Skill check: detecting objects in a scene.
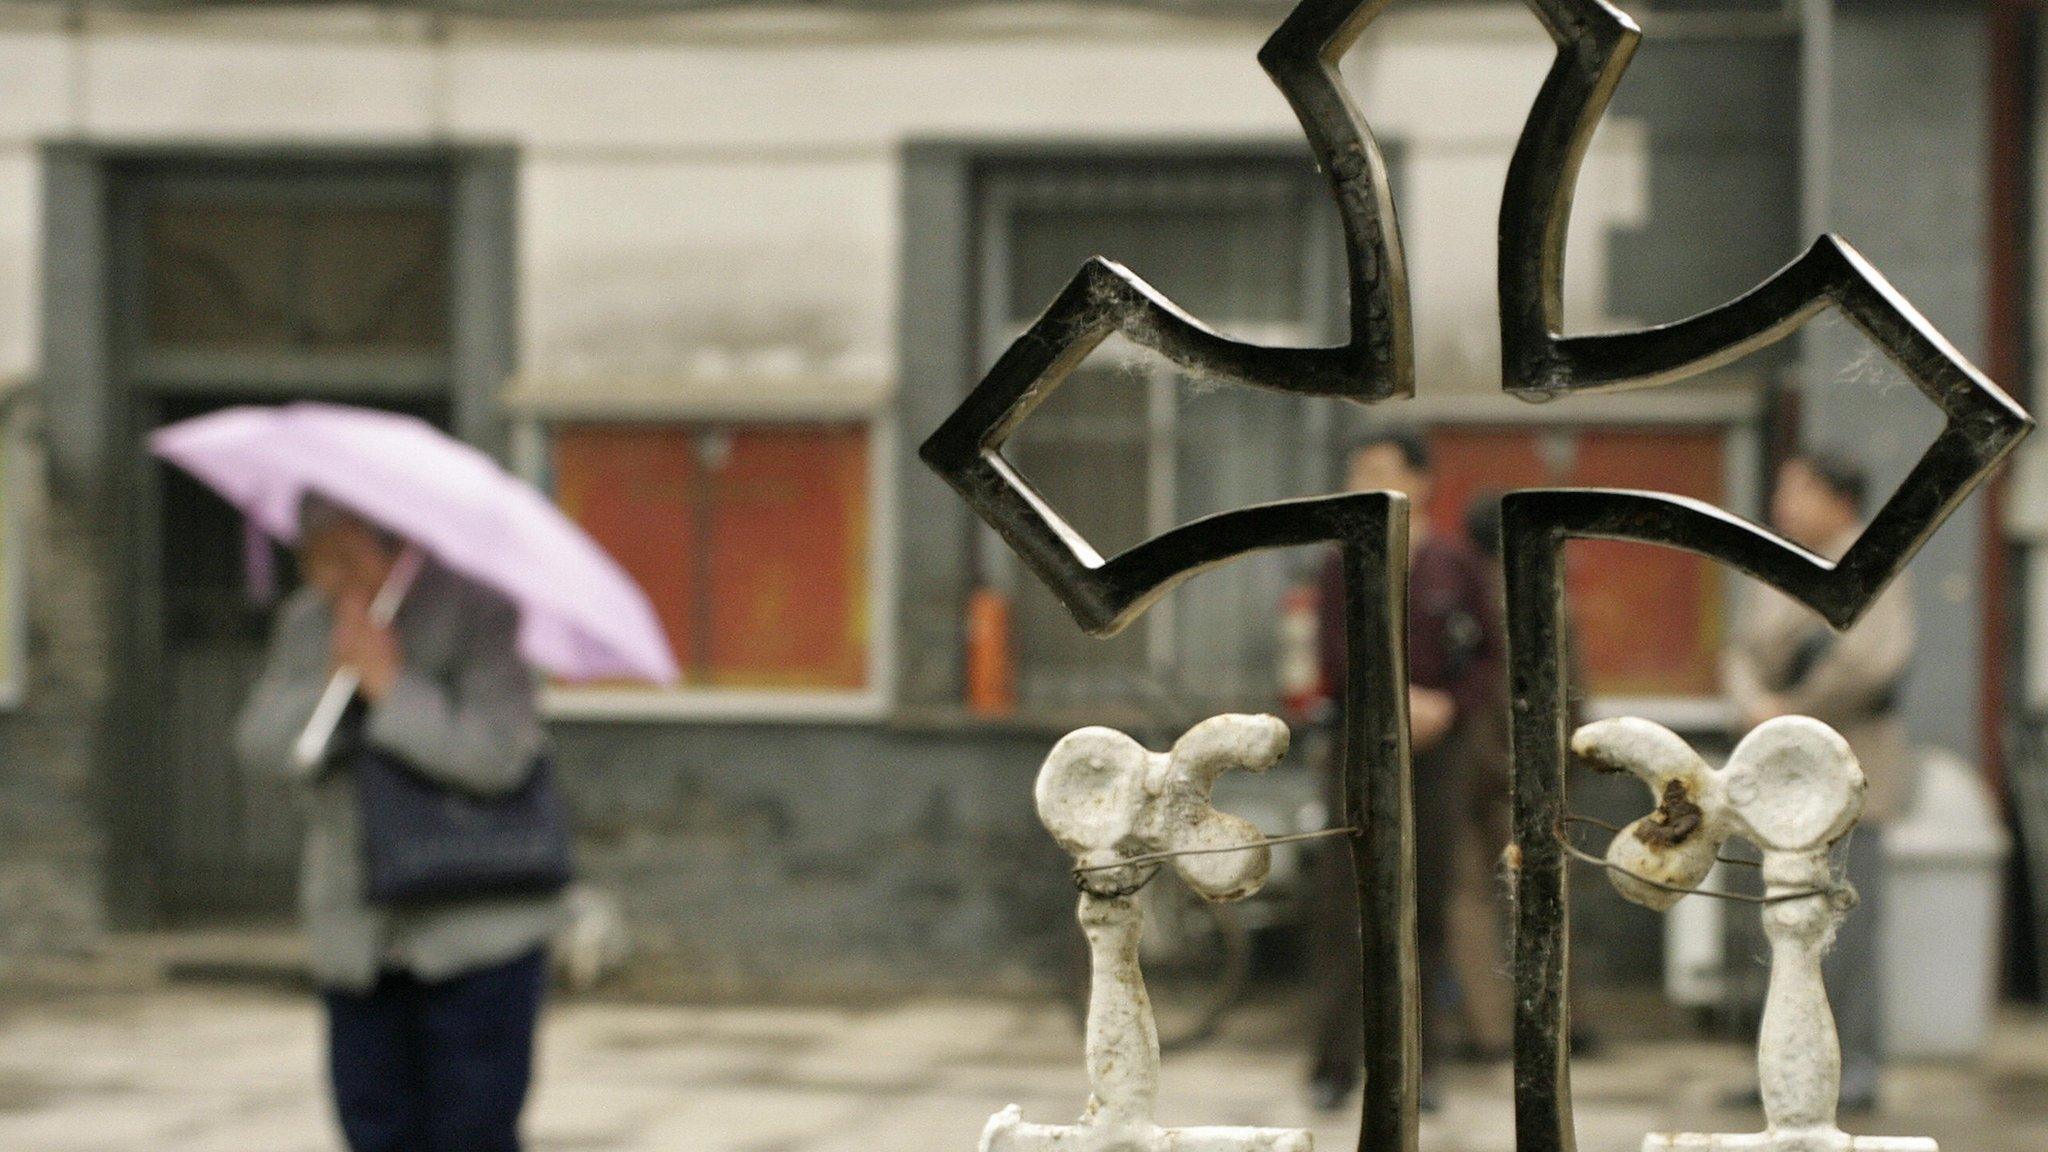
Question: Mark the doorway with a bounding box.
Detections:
[108,155,467,924]
[145,394,450,922]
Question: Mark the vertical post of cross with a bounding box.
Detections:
[1340,536,1421,1152]
[1501,506,1574,1152]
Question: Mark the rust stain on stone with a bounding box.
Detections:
[1633,779,1704,849]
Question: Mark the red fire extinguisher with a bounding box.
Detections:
[966,587,1016,717]
[1278,581,1325,719]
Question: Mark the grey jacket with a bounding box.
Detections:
[236,562,567,992]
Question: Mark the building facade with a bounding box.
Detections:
[0,0,2026,994]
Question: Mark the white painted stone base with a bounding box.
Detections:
[984,716,1313,1152]
[981,1103,1311,1152]
[1575,718,1944,1152]
[1644,1130,1935,1151]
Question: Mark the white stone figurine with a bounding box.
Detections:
[1572,715,1934,1152]
[981,714,1312,1152]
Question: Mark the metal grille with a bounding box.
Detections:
[980,158,1340,714]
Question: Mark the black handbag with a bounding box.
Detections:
[350,725,576,906]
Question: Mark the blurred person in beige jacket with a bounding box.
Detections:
[1723,450,1912,1112]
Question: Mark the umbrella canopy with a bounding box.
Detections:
[151,402,680,685]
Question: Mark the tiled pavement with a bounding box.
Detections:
[0,984,2045,1151]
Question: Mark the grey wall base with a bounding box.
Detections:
[550,719,1072,992]
[0,404,113,959]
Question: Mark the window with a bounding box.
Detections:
[143,199,449,355]
[1429,426,1734,698]
[978,154,1345,715]
[544,421,875,708]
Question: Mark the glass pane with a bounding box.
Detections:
[297,205,449,352]
[1006,363,1152,709]
[1005,171,1311,328]
[989,160,1332,711]
[552,422,870,692]
[143,199,448,354]
[553,425,700,680]
[145,203,293,350]
[1432,428,1730,696]
[1173,384,1304,701]
[700,425,870,690]
[1176,384,1311,519]
[1005,361,1149,553]
[1009,441,1153,714]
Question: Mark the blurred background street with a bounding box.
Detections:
[2,981,2047,1152]
[1,0,2047,1148]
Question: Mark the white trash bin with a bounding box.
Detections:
[1881,749,2011,1059]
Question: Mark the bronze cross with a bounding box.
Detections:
[918,2,2032,1150]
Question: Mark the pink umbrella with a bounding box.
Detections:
[150,402,681,687]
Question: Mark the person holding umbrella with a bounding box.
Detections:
[238,496,561,1152]
[155,403,678,1152]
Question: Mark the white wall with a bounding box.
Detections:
[0,2,1646,406]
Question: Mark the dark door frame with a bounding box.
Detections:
[40,142,518,926]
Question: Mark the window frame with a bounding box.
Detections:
[112,165,455,402]
[510,396,897,724]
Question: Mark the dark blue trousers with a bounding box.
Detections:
[323,948,548,1152]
